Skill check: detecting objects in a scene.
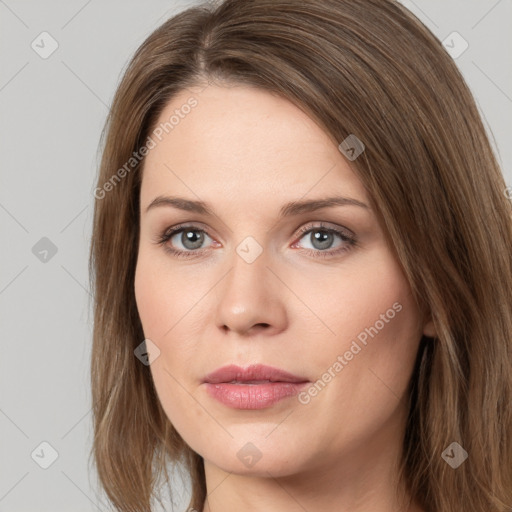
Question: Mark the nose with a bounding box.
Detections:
[215,244,288,337]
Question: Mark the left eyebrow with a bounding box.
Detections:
[278,196,370,217]
[144,195,370,217]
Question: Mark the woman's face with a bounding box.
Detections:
[134,83,434,478]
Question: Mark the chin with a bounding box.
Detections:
[215,454,302,478]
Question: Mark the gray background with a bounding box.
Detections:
[1,1,510,511]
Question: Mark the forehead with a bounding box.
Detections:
[140,84,368,207]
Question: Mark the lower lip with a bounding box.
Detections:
[204,382,309,409]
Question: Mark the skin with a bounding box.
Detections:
[134,82,435,512]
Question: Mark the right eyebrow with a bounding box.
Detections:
[145,195,213,215]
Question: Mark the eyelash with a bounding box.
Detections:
[153,222,357,260]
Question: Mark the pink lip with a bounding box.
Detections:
[202,364,309,410]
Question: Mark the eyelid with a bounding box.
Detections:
[154,220,357,260]
[158,222,218,248]
[159,220,352,242]
[293,221,355,241]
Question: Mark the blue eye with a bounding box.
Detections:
[154,222,357,260]
[291,222,357,259]
[171,228,212,251]
[154,224,214,259]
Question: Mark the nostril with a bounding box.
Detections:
[220,322,271,334]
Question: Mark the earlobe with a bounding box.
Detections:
[422,319,436,338]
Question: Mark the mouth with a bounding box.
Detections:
[227,380,284,384]
[202,364,310,409]
[203,363,308,384]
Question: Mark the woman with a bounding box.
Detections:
[88,1,512,511]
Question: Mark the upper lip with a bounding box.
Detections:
[203,364,309,384]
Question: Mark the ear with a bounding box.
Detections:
[422,317,437,338]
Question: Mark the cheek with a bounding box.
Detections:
[305,247,422,406]
[134,255,206,442]
[289,254,422,454]
[298,243,418,348]
[134,251,179,340]
[349,254,421,370]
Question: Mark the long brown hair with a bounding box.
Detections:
[88,1,512,510]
